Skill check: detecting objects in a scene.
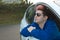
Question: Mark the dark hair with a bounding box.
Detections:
[35,5,51,19]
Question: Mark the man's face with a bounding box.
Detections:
[34,10,45,24]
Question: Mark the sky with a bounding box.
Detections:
[28,0,54,3]
[28,0,60,6]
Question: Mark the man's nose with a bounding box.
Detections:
[34,15,37,18]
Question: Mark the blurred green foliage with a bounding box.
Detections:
[0,2,32,25]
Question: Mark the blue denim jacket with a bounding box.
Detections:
[20,19,59,40]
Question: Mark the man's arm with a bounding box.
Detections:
[20,22,37,37]
[28,21,59,40]
[20,25,31,37]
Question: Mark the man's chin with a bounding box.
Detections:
[34,21,39,23]
[34,20,40,23]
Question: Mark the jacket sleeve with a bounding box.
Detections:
[20,25,31,37]
[20,22,37,37]
[30,21,59,40]
[31,29,49,40]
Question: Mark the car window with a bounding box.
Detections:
[26,5,35,24]
[25,3,60,31]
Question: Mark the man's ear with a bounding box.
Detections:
[44,16,48,21]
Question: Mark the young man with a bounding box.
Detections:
[20,5,59,40]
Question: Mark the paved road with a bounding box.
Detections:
[0,24,20,40]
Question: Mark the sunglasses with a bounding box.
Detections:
[35,13,41,17]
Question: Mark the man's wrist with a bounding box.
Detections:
[27,26,36,32]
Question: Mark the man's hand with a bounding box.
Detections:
[27,26,36,32]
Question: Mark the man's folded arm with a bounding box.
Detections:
[20,25,31,37]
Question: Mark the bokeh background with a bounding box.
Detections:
[0,0,32,25]
[0,0,32,40]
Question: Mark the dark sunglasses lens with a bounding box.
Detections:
[36,13,41,16]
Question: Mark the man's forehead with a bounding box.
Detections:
[36,10,43,13]
[36,5,45,10]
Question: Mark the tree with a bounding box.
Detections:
[0,0,3,4]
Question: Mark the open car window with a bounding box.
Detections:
[25,2,60,31]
